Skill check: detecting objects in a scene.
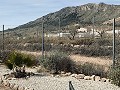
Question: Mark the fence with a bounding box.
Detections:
[0,19,120,89]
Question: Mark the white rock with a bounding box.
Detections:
[55,75,60,78]
[71,74,77,77]
[101,78,107,82]
[3,80,9,86]
[61,71,65,74]
[65,72,71,76]
[84,76,91,80]
[75,74,85,79]
[95,76,101,81]
[106,79,110,83]
[90,75,95,81]
[18,86,25,90]
[10,83,15,88]
[13,84,19,90]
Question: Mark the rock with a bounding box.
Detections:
[75,74,85,79]
[10,83,15,88]
[71,74,77,77]
[13,84,19,90]
[55,75,60,78]
[101,78,107,82]
[95,76,101,81]
[18,86,25,90]
[12,78,17,80]
[65,72,72,76]
[61,71,65,74]
[84,76,91,80]
[90,75,95,81]
[3,80,9,86]
[106,79,110,83]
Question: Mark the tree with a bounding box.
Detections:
[67,24,80,40]
[95,26,106,38]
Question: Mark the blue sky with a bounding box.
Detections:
[0,0,120,30]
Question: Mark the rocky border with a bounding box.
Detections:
[0,76,34,90]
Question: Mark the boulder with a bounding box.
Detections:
[90,75,95,81]
[95,76,101,81]
[3,80,9,86]
[13,84,19,90]
[84,76,91,80]
[75,74,85,79]
[106,79,110,83]
[101,78,107,82]
[18,86,25,90]
[61,71,65,74]
[55,75,60,78]
[64,72,72,76]
[70,74,77,77]
[10,83,15,88]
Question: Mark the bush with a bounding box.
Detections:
[78,62,107,77]
[40,51,75,74]
[108,66,120,87]
[5,51,35,70]
[0,50,12,62]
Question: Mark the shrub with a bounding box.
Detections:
[0,50,12,62]
[40,51,75,74]
[5,51,35,70]
[78,62,107,77]
[108,66,120,87]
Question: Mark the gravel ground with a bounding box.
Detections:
[0,65,120,90]
[8,75,120,90]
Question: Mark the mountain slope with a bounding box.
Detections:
[13,3,120,31]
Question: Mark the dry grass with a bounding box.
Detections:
[19,50,112,70]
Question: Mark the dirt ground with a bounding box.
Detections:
[69,54,112,66]
[20,51,112,67]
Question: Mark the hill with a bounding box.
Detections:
[11,3,120,31]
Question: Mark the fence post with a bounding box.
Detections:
[2,25,4,51]
[69,81,75,90]
[42,19,45,60]
[113,18,115,67]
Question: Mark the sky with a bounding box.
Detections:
[0,0,120,30]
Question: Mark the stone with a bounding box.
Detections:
[65,72,71,76]
[95,76,101,81]
[101,78,107,82]
[75,74,85,79]
[61,71,65,74]
[90,75,95,81]
[13,84,19,90]
[10,83,15,88]
[55,75,60,78]
[3,80,9,86]
[71,74,77,77]
[84,76,91,80]
[106,79,110,83]
[18,86,25,90]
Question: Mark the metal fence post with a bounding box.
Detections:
[69,81,75,90]
[42,19,45,60]
[2,25,4,51]
[113,18,115,67]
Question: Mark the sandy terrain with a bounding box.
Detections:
[20,51,112,67]
[69,54,112,67]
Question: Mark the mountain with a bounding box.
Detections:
[10,3,120,32]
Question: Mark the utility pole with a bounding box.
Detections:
[113,18,115,67]
[2,25,4,51]
[42,19,45,60]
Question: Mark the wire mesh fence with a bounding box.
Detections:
[0,21,120,88]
